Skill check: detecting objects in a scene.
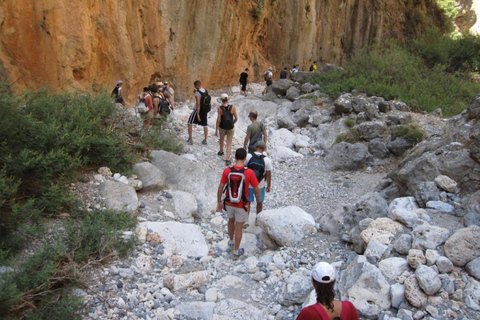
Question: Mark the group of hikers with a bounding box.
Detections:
[112,69,358,319]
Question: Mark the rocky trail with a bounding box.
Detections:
[77,81,480,320]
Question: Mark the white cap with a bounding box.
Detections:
[311,262,336,283]
[220,93,229,100]
[117,80,123,84]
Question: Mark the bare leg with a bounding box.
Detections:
[219,134,225,153]
[225,135,233,161]
[256,202,263,214]
[188,124,193,141]
[234,221,244,251]
[228,218,235,242]
[203,126,208,142]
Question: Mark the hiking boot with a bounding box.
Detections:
[233,248,245,257]
[217,151,224,156]
[201,140,207,145]
[228,240,234,248]
[185,139,193,145]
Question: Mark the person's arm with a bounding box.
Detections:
[243,134,250,149]
[254,185,260,200]
[262,124,268,145]
[232,106,238,125]
[195,94,201,121]
[265,171,272,193]
[215,107,221,137]
[217,182,225,212]
[153,98,159,116]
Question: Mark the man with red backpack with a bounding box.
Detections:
[217,148,260,257]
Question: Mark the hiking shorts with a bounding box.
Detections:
[219,127,234,137]
[240,83,247,91]
[188,109,208,127]
[225,205,247,223]
[266,80,273,86]
[142,110,154,120]
[248,187,265,203]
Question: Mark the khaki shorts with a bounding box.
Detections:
[142,111,154,119]
[219,127,234,137]
[225,205,247,222]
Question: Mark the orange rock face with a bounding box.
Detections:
[0,0,445,102]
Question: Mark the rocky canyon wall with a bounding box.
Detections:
[0,0,445,102]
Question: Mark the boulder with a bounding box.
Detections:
[99,181,138,214]
[444,225,480,266]
[139,221,209,258]
[214,299,263,319]
[229,97,279,130]
[314,120,350,150]
[415,265,442,295]
[361,217,404,245]
[270,146,304,162]
[389,197,419,227]
[404,275,427,308]
[426,200,454,214]
[368,139,390,159]
[291,99,315,112]
[343,193,389,230]
[364,240,389,261]
[357,121,387,141]
[379,257,409,282]
[387,113,412,125]
[425,249,440,266]
[163,270,210,292]
[408,249,426,269]
[150,150,217,218]
[286,86,300,101]
[387,137,413,156]
[256,206,316,246]
[176,302,215,320]
[436,256,454,274]
[300,82,315,93]
[394,234,412,255]
[132,162,166,191]
[411,224,450,250]
[465,257,480,280]
[434,175,458,193]
[270,79,294,96]
[378,101,392,113]
[269,128,297,149]
[413,182,440,208]
[339,255,391,318]
[279,270,312,306]
[171,190,198,222]
[325,142,373,171]
[467,93,480,120]
[334,93,353,114]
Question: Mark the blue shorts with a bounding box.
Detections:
[248,187,265,203]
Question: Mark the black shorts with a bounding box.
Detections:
[266,80,273,86]
[188,109,208,127]
[240,83,247,91]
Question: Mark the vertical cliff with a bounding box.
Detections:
[0,0,445,101]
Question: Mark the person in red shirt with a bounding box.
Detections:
[296,262,359,320]
[217,148,260,257]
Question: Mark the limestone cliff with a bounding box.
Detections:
[0,0,445,102]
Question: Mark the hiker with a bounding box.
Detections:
[215,93,239,163]
[245,141,272,218]
[140,87,154,129]
[243,110,267,153]
[296,262,359,320]
[217,148,260,257]
[309,61,318,72]
[163,81,175,105]
[111,80,126,106]
[187,80,211,145]
[280,67,288,79]
[157,83,175,111]
[290,64,299,79]
[239,68,249,96]
[262,67,273,95]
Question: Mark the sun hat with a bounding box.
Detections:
[220,93,229,100]
[268,67,273,71]
[164,81,168,85]
[117,80,123,84]
[311,262,336,283]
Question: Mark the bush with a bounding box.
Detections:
[312,41,480,116]
[344,118,356,128]
[335,129,360,144]
[393,124,426,145]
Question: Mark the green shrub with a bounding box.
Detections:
[335,129,360,144]
[393,124,426,144]
[344,118,356,128]
[312,41,480,116]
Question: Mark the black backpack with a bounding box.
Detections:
[220,105,234,130]
[247,153,266,183]
[264,72,272,81]
[309,64,314,72]
[153,94,171,115]
[198,89,211,113]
